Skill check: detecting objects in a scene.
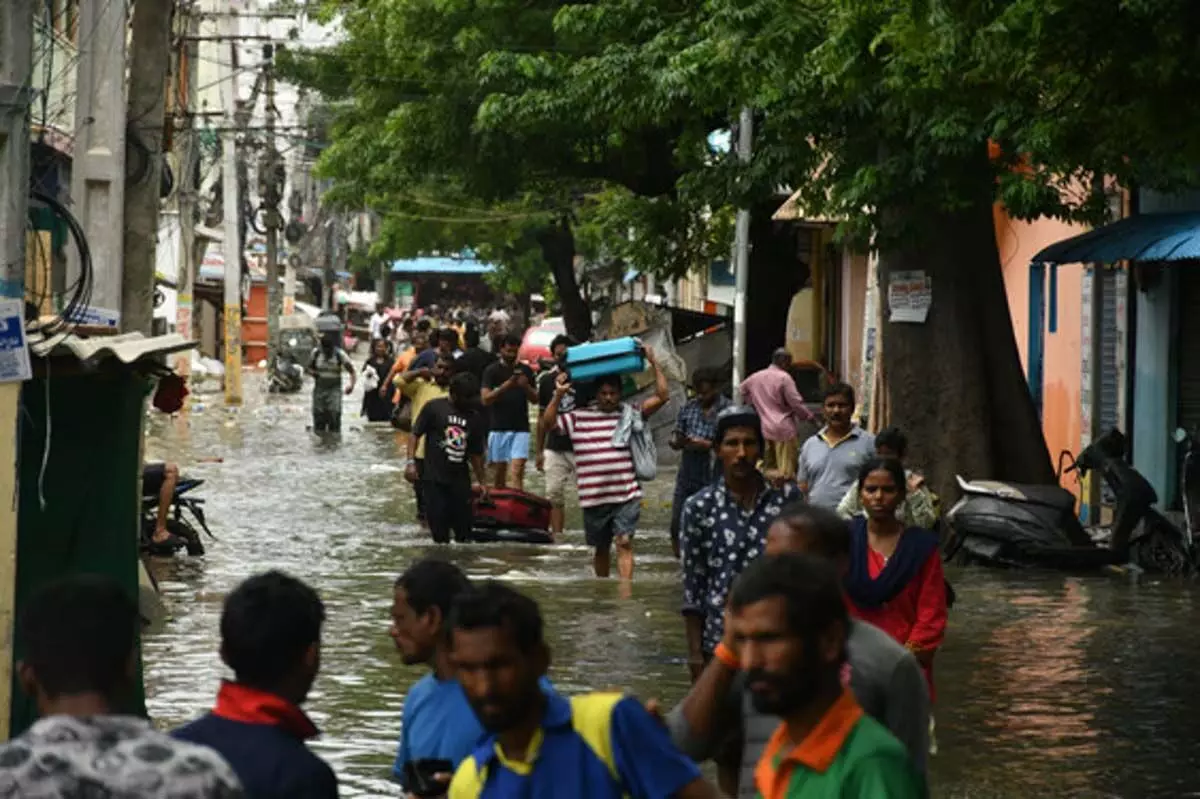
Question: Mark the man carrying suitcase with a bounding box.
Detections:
[541,347,669,580]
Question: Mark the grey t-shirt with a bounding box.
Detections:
[0,715,244,798]
[666,618,929,799]
[798,426,876,509]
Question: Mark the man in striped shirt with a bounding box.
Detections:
[542,346,670,579]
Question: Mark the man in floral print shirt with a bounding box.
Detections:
[680,406,800,679]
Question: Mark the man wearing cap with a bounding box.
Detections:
[679,406,800,679]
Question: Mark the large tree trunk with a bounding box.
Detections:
[538,219,592,340]
[878,144,1054,507]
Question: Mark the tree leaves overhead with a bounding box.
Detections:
[283,0,1200,295]
[278,0,739,301]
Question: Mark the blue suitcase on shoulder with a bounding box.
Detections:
[565,337,645,381]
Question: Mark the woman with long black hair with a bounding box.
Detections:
[843,456,948,699]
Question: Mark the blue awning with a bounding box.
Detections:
[1033,212,1200,265]
[390,256,494,275]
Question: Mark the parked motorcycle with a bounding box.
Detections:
[1173,426,1200,555]
[141,475,213,557]
[945,429,1193,574]
[269,353,304,394]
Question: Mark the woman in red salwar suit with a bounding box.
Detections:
[843,456,948,699]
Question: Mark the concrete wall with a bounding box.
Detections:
[997,208,1090,493]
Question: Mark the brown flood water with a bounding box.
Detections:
[143,376,1200,798]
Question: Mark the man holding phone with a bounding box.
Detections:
[390,559,476,797]
[390,560,556,798]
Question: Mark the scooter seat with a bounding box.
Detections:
[955,476,1076,510]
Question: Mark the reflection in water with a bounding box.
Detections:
[144,377,1200,798]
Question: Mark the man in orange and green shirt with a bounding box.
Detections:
[728,553,923,799]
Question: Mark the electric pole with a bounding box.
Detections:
[0,0,33,742]
[122,0,175,335]
[70,0,128,325]
[174,4,201,377]
[731,107,753,392]
[324,218,336,311]
[219,9,244,404]
[261,45,284,373]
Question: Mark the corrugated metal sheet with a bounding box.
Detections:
[27,331,196,365]
[1035,211,1200,264]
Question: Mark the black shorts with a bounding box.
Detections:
[143,463,166,496]
[582,499,640,550]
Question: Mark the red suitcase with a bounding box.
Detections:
[471,488,552,532]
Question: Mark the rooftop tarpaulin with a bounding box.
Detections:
[1033,211,1200,265]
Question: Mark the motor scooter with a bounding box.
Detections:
[1172,426,1200,554]
[945,429,1193,574]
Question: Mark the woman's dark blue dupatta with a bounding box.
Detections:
[845,516,939,609]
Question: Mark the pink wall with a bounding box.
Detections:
[995,208,1089,494]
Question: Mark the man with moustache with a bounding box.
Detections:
[446,582,715,799]
[389,559,477,793]
[679,407,799,678]
[665,505,930,799]
[728,554,923,798]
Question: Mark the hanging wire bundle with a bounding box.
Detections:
[28,189,94,337]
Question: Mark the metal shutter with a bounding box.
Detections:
[1177,269,1200,433]
[1097,268,1121,436]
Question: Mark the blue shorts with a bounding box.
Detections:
[488,431,531,464]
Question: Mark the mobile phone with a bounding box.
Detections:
[403,759,454,798]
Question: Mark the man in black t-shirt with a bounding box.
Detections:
[481,333,537,490]
[454,322,496,382]
[534,335,594,537]
[408,373,489,544]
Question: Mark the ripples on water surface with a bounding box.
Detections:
[144,377,1200,798]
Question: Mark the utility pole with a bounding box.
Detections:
[261,45,284,372]
[70,0,128,325]
[284,186,303,317]
[323,217,336,310]
[219,9,243,404]
[122,0,175,335]
[731,107,753,392]
[174,4,201,377]
[0,0,33,742]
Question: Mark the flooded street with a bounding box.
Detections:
[144,375,1200,798]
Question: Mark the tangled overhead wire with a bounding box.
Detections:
[28,189,94,337]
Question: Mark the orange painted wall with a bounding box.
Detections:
[244,284,268,365]
[995,207,1090,495]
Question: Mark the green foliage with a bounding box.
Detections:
[481,0,1200,248]
[281,0,1200,298]
[276,0,740,301]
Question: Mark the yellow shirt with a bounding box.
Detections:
[399,377,449,458]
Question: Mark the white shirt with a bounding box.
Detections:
[369,312,388,339]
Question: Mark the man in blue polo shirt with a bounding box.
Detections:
[390,558,480,789]
[447,582,716,799]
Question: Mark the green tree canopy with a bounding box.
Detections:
[473,0,1200,491]
[280,0,740,338]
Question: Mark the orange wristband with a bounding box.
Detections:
[713,642,740,670]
